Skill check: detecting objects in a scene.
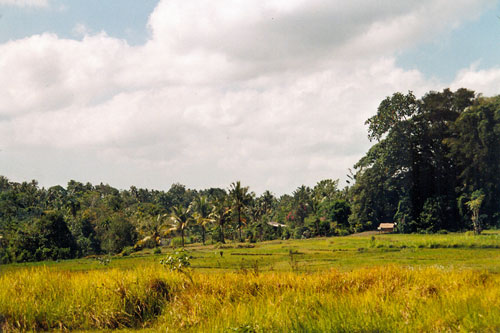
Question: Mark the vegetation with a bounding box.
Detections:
[1,89,500,265]
[351,90,500,233]
[1,231,500,331]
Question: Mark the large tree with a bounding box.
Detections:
[350,89,476,232]
[447,95,500,228]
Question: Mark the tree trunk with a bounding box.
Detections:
[181,228,185,248]
[202,226,206,245]
[238,207,243,242]
[219,221,225,243]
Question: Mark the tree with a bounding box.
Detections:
[466,190,485,234]
[210,197,231,244]
[350,89,476,232]
[190,195,213,245]
[11,211,77,261]
[136,213,171,248]
[169,204,192,247]
[229,181,252,242]
[100,214,137,254]
[447,95,500,228]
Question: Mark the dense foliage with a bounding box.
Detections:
[0,177,349,263]
[1,88,499,263]
[350,89,500,233]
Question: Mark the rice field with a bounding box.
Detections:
[1,231,499,332]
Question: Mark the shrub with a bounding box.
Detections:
[121,246,134,256]
[160,249,191,272]
[171,237,184,248]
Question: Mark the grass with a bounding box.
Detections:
[1,231,499,331]
[3,230,498,273]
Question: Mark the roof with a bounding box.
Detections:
[267,221,287,228]
[378,223,395,229]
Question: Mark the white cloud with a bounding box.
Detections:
[451,66,500,96]
[0,0,48,7]
[0,0,496,193]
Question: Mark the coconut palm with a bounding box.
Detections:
[210,197,232,244]
[169,204,192,247]
[229,181,252,242]
[190,195,213,245]
[136,213,171,248]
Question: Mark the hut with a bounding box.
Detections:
[377,223,395,233]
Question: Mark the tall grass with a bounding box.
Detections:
[1,265,499,331]
[369,231,500,250]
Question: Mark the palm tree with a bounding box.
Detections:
[229,181,252,242]
[190,195,213,245]
[260,190,275,216]
[136,213,171,247]
[169,204,192,247]
[466,190,485,235]
[210,197,231,244]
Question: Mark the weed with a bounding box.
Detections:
[288,250,300,272]
[96,256,111,265]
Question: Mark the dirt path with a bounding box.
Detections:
[348,230,379,237]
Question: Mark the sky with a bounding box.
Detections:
[0,0,499,195]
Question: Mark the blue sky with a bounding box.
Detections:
[0,0,158,44]
[0,0,499,194]
[397,1,500,81]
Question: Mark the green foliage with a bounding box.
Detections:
[229,181,253,242]
[99,214,137,254]
[351,89,500,233]
[160,249,191,272]
[10,211,77,262]
[121,246,135,256]
[466,190,486,234]
[317,199,351,230]
[418,197,450,233]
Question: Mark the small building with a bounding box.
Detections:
[377,223,395,233]
[267,221,287,228]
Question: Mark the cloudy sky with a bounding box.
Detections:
[0,0,499,194]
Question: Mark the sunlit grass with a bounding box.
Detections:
[1,231,499,331]
[1,265,499,331]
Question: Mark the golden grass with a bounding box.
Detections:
[1,264,499,332]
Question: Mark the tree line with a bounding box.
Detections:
[0,88,499,263]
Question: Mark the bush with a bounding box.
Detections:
[160,249,191,272]
[100,215,137,254]
[121,246,134,256]
[171,237,184,247]
[153,247,162,255]
[293,227,308,239]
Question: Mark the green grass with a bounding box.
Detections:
[3,230,498,274]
